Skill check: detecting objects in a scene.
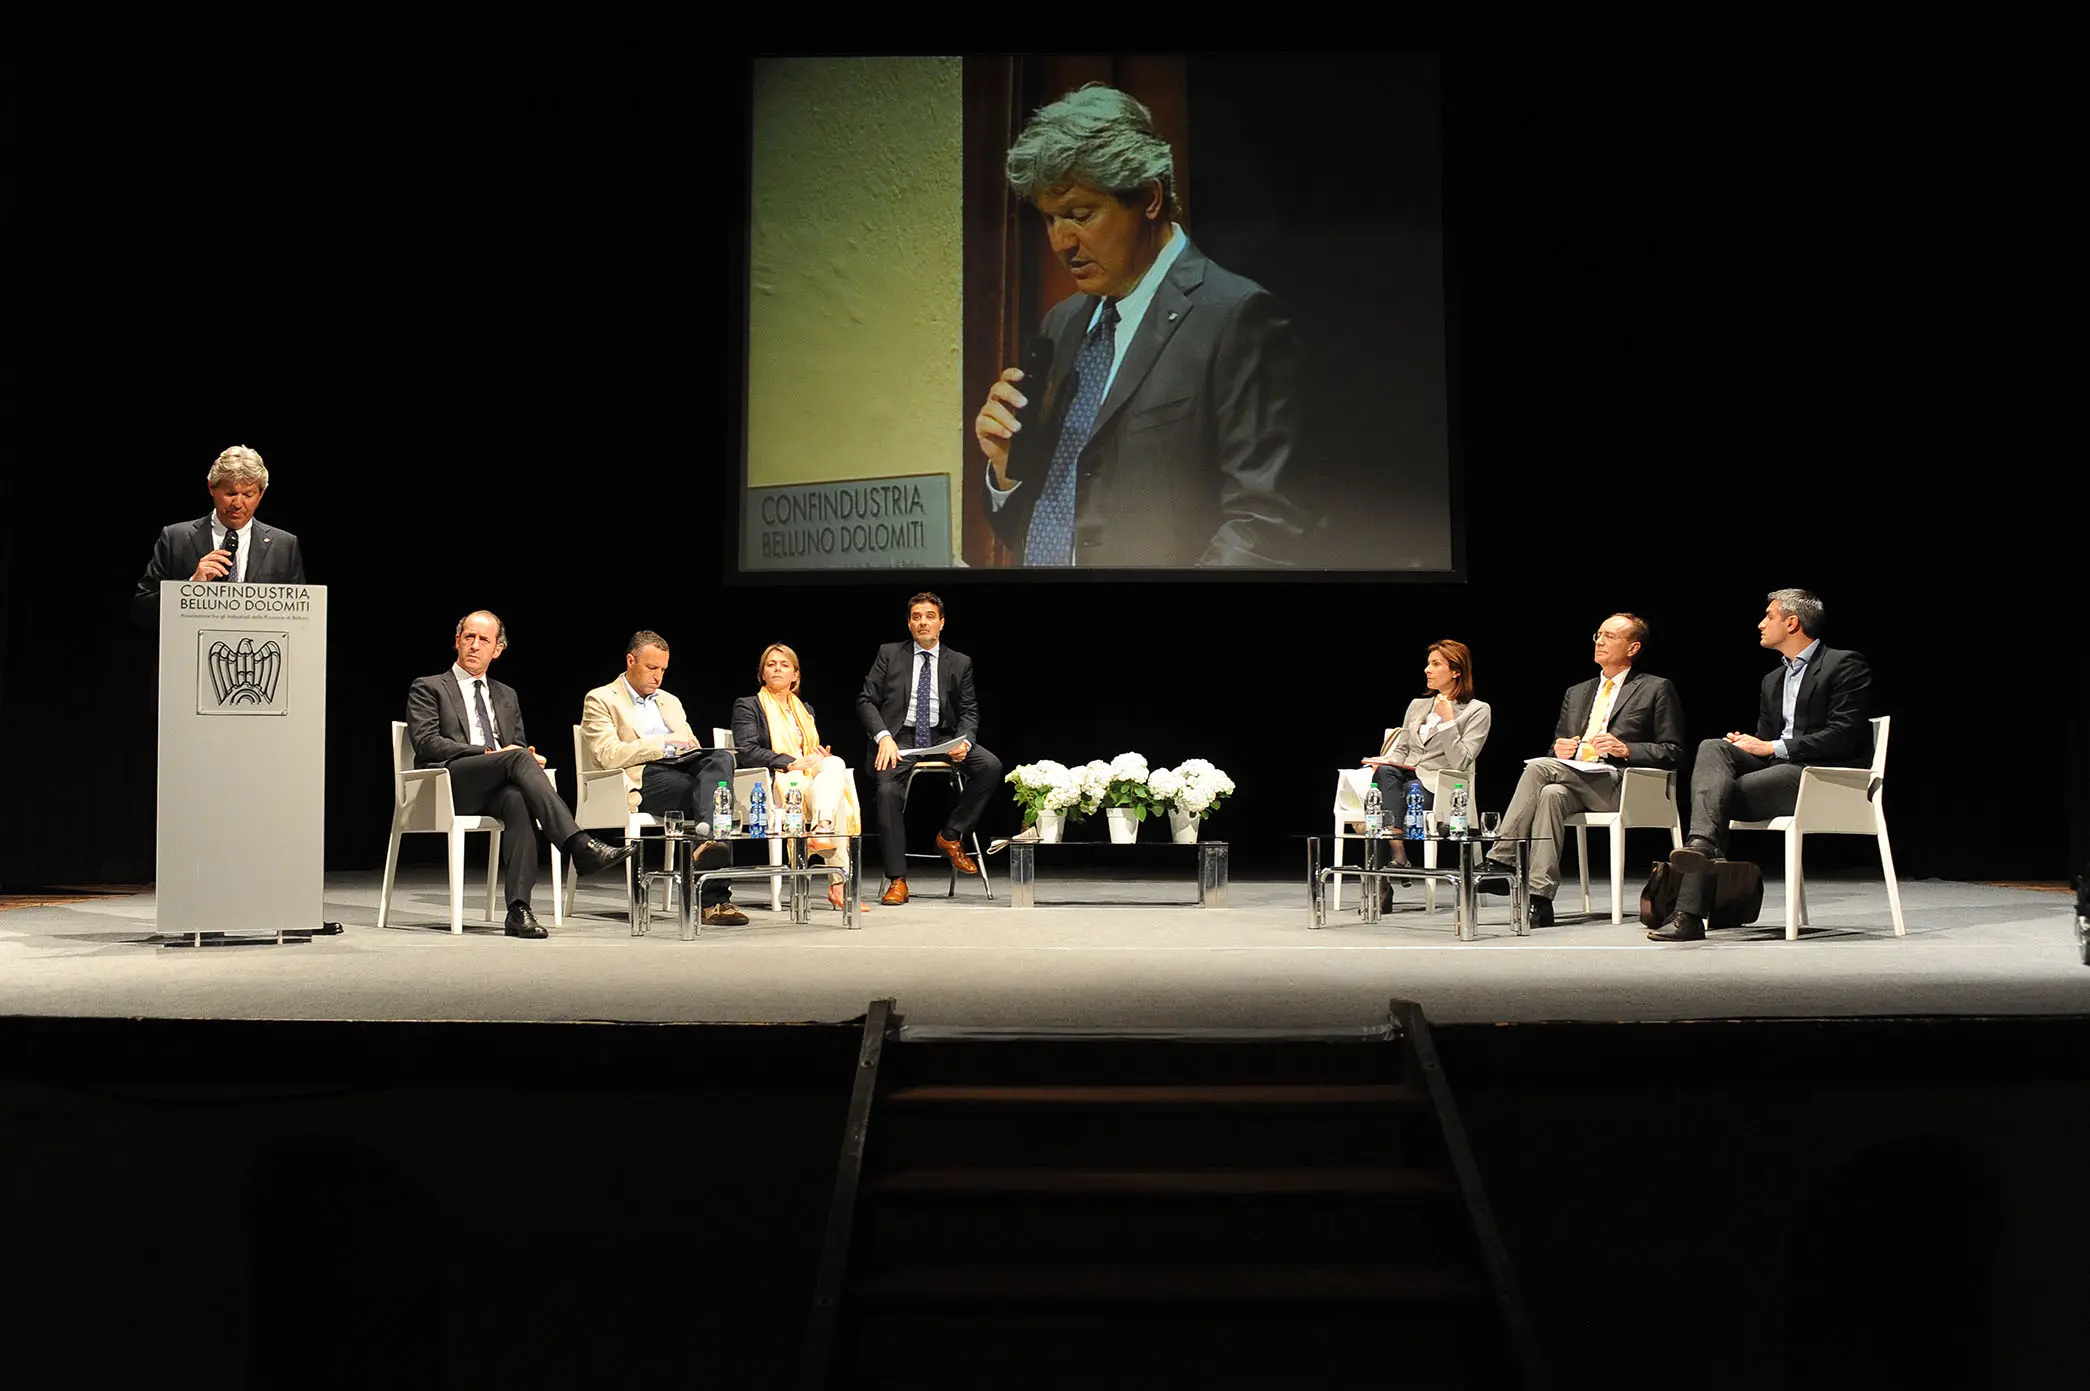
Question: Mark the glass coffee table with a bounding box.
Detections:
[1307,832,1543,941]
[631,829,862,939]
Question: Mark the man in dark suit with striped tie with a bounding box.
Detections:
[972,85,1302,568]
[855,592,1003,905]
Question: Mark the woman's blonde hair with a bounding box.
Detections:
[757,643,802,693]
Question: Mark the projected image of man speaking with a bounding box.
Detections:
[972,85,1304,568]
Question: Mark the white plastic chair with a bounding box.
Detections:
[565,723,658,919]
[1729,715,1905,940]
[377,720,505,935]
[1330,743,1475,913]
[1564,767,1685,924]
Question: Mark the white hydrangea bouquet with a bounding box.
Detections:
[1005,759,1081,828]
[1153,758,1235,841]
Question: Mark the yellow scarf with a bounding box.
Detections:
[757,687,819,757]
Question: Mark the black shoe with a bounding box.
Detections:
[569,835,638,876]
[1477,878,1512,897]
[505,906,547,939]
[1668,837,1720,873]
[1647,910,1705,942]
[1527,896,1556,928]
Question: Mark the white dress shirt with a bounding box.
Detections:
[1772,639,1821,760]
[207,516,256,582]
[875,642,942,742]
[450,663,500,747]
[624,676,669,741]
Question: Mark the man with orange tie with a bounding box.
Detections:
[1478,615,1685,926]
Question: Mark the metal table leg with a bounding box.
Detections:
[1010,844,1036,909]
[1512,838,1532,936]
[844,842,860,930]
[1361,834,1382,924]
[1309,838,1324,926]
[676,836,699,941]
[1456,838,1479,943]
[1198,843,1228,908]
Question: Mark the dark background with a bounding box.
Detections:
[1,36,2076,889]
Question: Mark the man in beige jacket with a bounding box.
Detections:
[580,630,747,926]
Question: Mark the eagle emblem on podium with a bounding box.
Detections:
[206,637,285,706]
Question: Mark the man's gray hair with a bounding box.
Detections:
[1006,84,1177,218]
[207,445,269,491]
[1767,588,1825,636]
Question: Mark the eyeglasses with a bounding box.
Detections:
[1591,631,1633,643]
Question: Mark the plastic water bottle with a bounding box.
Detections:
[1362,783,1384,838]
[713,780,734,836]
[748,781,768,837]
[1447,781,1470,838]
[1404,783,1426,841]
[784,784,805,836]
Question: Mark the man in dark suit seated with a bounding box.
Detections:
[132,444,308,628]
[855,592,1003,906]
[972,84,1303,568]
[406,610,635,939]
[1651,588,1875,942]
[1479,614,1687,926]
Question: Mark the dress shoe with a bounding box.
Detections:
[1667,837,1720,874]
[569,835,639,877]
[881,878,910,906]
[1647,909,1706,942]
[1527,895,1556,928]
[504,906,547,939]
[1476,877,1512,897]
[702,902,750,927]
[934,832,980,876]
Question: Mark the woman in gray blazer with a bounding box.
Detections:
[1364,638,1491,870]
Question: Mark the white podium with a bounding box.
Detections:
[157,583,327,943]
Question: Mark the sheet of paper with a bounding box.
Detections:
[1525,756,1615,773]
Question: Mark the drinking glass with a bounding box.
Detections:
[1480,811,1503,839]
[662,811,686,838]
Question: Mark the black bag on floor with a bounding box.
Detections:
[1638,860,1766,929]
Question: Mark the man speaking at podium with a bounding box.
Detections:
[132,445,307,627]
[857,592,1003,905]
[407,611,636,938]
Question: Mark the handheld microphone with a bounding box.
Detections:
[691,821,714,841]
[221,528,240,582]
[1000,334,1058,484]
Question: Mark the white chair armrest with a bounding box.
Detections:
[1802,765,1877,792]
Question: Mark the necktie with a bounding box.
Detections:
[222,528,240,582]
[1577,677,1617,761]
[473,679,498,752]
[912,652,934,747]
[1024,298,1119,566]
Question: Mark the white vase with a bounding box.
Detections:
[1105,807,1140,844]
[1166,808,1201,844]
[1034,810,1065,843]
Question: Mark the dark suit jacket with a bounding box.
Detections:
[986,235,1303,568]
[731,694,831,771]
[407,671,528,767]
[1553,671,1686,769]
[132,515,307,627]
[855,642,979,755]
[1754,645,1873,767]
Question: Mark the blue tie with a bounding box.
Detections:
[1024,298,1119,566]
[912,651,934,747]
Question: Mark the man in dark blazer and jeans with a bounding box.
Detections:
[856,592,1003,905]
[406,610,635,938]
[1651,588,1874,942]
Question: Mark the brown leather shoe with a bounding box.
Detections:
[880,879,910,906]
[934,833,980,876]
[702,902,750,927]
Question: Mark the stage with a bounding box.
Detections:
[4,867,2081,1029]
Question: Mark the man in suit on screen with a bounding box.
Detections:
[1650,588,1874,942]
[406,610,636,938]
[132,444,308,627]
[856,592,1003,905]
[972,84,1303,568]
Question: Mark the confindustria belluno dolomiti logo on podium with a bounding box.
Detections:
[198,632,290,715]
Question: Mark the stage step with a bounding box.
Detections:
[801,1002,1542,1390]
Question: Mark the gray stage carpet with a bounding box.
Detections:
[2,869,2083,1029]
